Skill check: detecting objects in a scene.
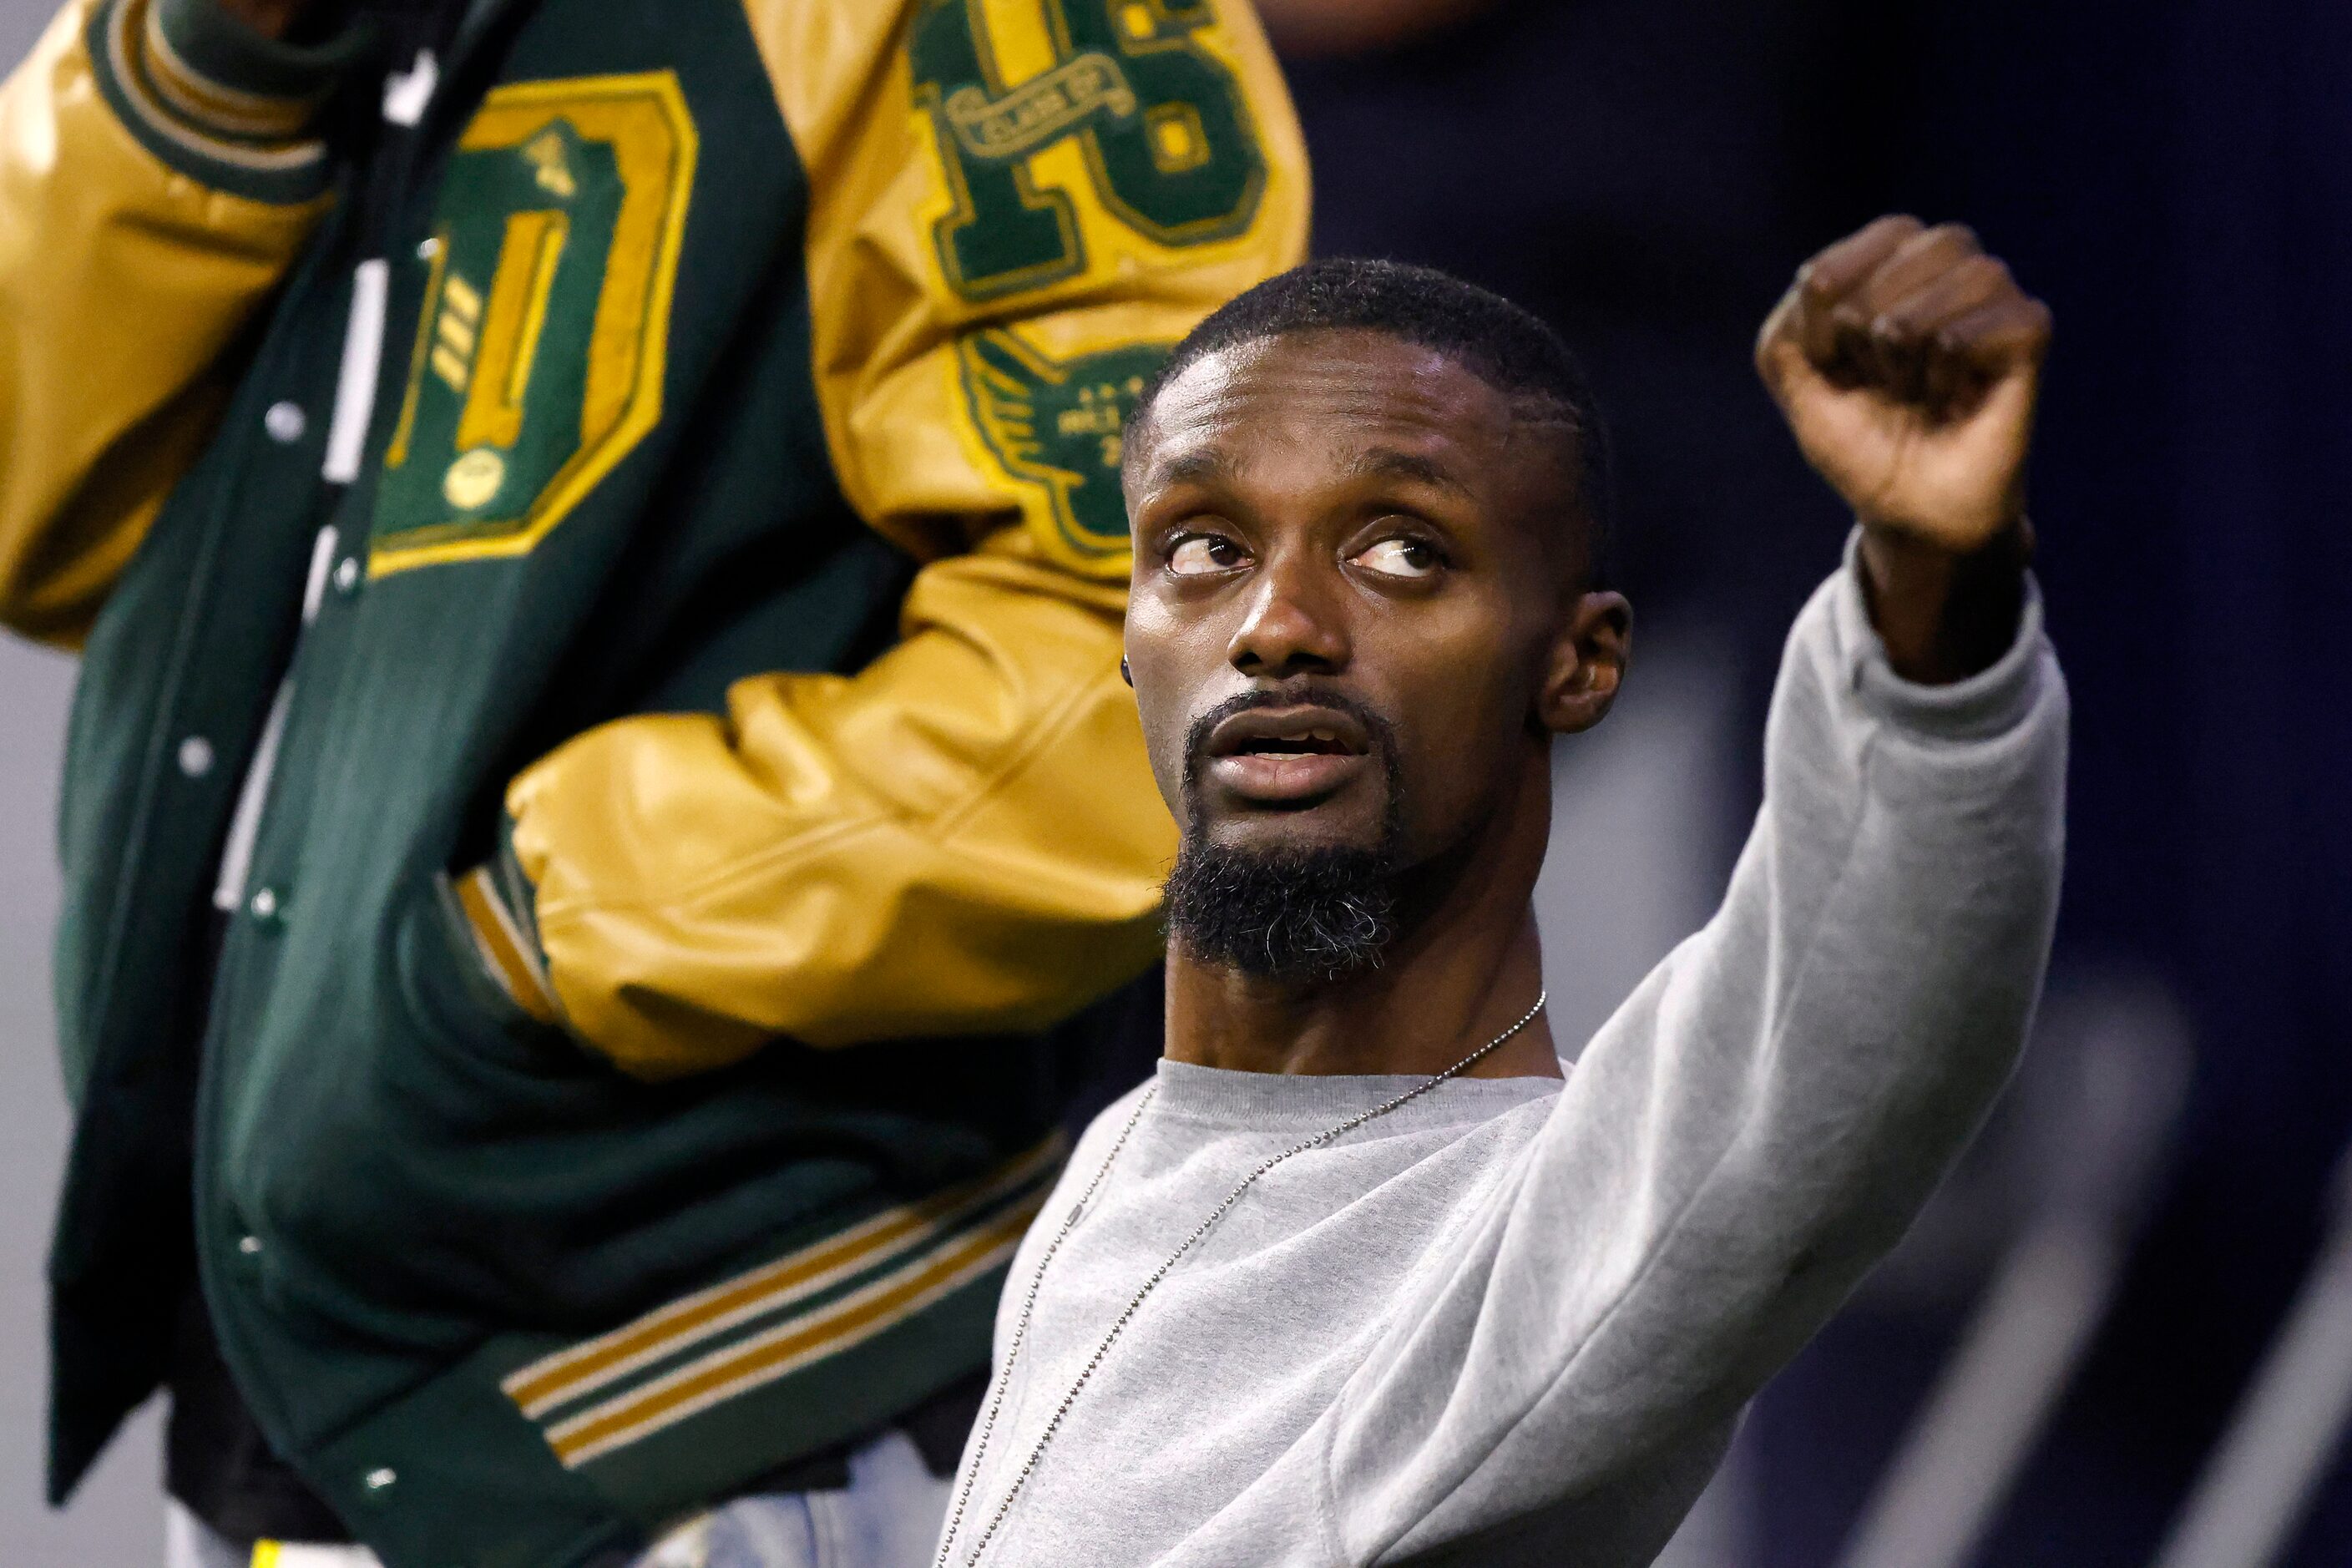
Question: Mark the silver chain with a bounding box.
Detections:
[934,989,1550,1567]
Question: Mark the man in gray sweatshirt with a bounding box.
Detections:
[934,215,2066,1568]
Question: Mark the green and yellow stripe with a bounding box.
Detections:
[136,0,321,142]
[452,863,565,1026]
[86,0,333,203]
[502,1135,1065,1469]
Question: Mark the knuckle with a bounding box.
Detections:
[1831,311,1874,352]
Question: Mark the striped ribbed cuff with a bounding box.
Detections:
[496,1134,1065,1481]
[443,826,568,1029]
[88,0,367,202]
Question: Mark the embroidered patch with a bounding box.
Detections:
[909,0,1268,302]
[370,72,697,577]
[957,329,1171,563]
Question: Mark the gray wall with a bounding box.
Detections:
[2,633,161,1566]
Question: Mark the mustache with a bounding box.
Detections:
[1180,685,1400,792]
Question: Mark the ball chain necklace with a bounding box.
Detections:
[935,989,1551,1567]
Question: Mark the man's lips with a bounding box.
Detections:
[1201,705,1375,803]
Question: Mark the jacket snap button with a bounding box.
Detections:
[176,736,215,777]
[248,887,281,923]
[236,1234,262,1257]
[333,557,362,594]
[264,402,307,443]
[363,1466,397,1495]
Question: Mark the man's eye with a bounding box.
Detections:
[1351,538,1442,579]
[1168,534,1245,576]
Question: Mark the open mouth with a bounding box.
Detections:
[1206,706,1371,757]
[1229,728,1355,758]
[1201,706,1377,802]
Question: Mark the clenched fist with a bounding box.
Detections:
[1758,216,2052,681]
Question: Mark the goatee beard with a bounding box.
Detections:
[1163,838,1401,981]
[1166,687,1409,980]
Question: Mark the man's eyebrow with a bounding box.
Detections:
[1348,445,1471,496]
[1151,447,1240,487]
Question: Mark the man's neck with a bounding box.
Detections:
[1162,781,1560,1080]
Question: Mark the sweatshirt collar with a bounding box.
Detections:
[1147,1056,1562,1130]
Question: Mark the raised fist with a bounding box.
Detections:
[1756,216,2052,555]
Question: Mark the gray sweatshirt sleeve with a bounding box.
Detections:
[1326,541,2069,1562]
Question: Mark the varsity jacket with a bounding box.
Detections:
[0,0,1305,1562]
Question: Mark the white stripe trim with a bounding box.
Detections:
[504,1140,1063,1418]
[211,520,335,913]
[548,1210,1034,1469]
[323,260,389,483]
[264,1542,383,1567]
[212,679,290,912]
[300,524,339,625]
[468,867,559,1013]
[103,0,326,175]
[139,1,321,134]
[447,871,528,1004]
[502,1206,920,1401]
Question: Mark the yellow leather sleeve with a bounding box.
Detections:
[0,0,342,645]
[498,0,1308,1077]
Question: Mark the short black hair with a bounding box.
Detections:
[1128,258,1615,584]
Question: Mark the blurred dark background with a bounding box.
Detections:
[1255,0,2352,1562]
[1,0,2344,1562]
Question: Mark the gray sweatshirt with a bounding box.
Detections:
[941,553,2068,1567]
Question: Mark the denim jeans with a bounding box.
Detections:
[165,1430,953,1568]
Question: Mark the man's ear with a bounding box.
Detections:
[1536,590,1632,736]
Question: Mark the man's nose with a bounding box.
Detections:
[1227,555,1348,678]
